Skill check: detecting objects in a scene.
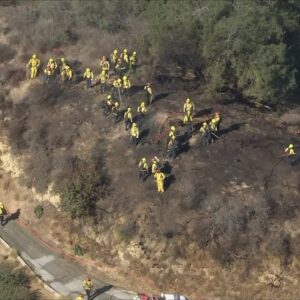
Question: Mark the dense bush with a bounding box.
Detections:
[60,161,109,219]
[0,263,37,300]
[6,0,300,106]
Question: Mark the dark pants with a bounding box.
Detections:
[137,114,145,125]
[203,132,211,146]
[99,82,106,93]
[167,146,177,159]
[125,119,131,131]
[0,215,4,226]
[139,169,148,181]
[85,289,91,300]
[131,136,139,145]
[86,78,92,89]
[147,94,153,105]
[185,124,193,136]
[113,112,121,123]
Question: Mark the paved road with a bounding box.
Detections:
[0,220,133,300]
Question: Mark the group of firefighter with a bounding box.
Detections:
[26,51,296,195]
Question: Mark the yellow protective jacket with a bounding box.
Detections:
[199,125,208,135]
[130,126,139,138]
[154,172,165,182]
[83,280,93,290]
[285,147,295,156]
[123,79,131,89]
[183,102,195,114]
[144,85,152,95]
[83,69,94,79]
[139,161,148,170]
[99,73,108,83]
[137,105,147,114]
[124,111,133,122]
[27,57,40,68]
[0,206,4,216]
[113,80,122,88]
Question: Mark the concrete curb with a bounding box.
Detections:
[0,235,61,298]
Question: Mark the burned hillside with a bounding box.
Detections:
[0,1,299,299]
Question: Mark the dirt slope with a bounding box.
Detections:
[0,8,299,300]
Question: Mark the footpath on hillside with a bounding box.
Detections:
[0,219,133,300]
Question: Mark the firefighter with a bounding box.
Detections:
[137,101,147,123]
[183,113,193,136]
[154,169,166,193]
[124,107,133,131]
[83,277,93,300]
[115,58,127,76]
[129,51,137,72]
[120,48,129,64]
[144,83,153,105]
[99,70,108,93]
[47,58,58,72]
[0,202,5,226]
[151,156,161,174]
[75,294,84,300]
[183,98,195,116]
[112,78,122,99]
[110,49,118,69]
[61,65,73,82]
[100,56,110,74]
[285,144,296,165]
[60,57,67,72]
[168,126,176,141]
[112,101,121,123]
[210,112,221,133]
[130,122,139,145]
[138,157,149,181]
[167,135,178,159]
[103,95,113,116]
[199,122,211,146]
[26,54,40,79]
[83,68,94,89]
[122,75,131,95]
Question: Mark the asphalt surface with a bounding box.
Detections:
[0,220,133,300]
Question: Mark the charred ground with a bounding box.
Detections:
[0,1,299,299]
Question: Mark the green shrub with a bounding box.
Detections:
[34,205,44,219]
[60,161,109,219]
[0,263,37,300]
[73,245,85,256]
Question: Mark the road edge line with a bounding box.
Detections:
[0,235,62,298]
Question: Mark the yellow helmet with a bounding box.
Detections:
[107,95,112,99]
[113,49,118,54]
[288,144,294,149]
[61,57,65,62]
[115,102,119,107]
[123,49,127,53]
[32,54,37,59]
[49,58,54,62]
[123,76,127,80]
[141,102,145,106]
[86,68,90,71]
[117,78,122,83]
[142,157,146,162]
[65,65,70,69]
[203,122,207,126]
[127,107,131,111]
[132,123,137,127]
[171,126,175,131]
[186,98,191,103]
[133,51,137,55]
